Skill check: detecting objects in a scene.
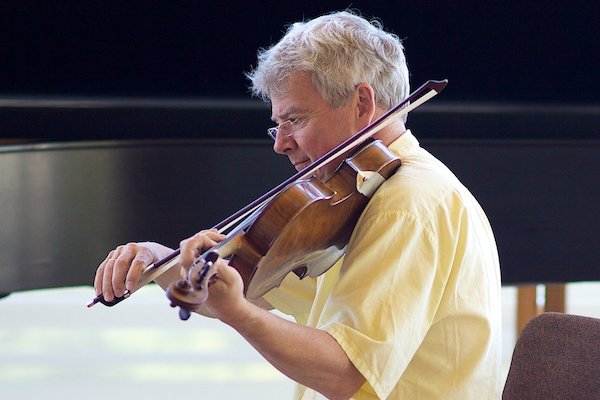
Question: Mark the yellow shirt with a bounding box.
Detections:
[264,130,502,399]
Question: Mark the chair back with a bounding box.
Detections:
[503,312,600,399]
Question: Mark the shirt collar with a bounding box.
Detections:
[386,129,420,158]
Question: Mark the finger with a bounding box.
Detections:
[209,258,244,296]
[111,246,137,298]
[180,230,226,268]
[94,263,105,296]
[94,248,119,295]
[102,257,117,302]
[208,258,241,291]
[94,254,110,296]
[125,249,154,292]
[205,229,226,241]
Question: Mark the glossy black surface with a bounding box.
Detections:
[1,139,599,296]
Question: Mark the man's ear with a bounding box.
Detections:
[355,83,376,124]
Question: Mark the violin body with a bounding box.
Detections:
[241,140,401,298]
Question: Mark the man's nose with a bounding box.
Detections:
[272,132,294,155]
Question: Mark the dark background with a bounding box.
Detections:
[1,1,597,104]
[1,2,599,290]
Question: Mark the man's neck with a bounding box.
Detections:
[372,119,407,146]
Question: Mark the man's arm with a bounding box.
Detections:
[233,300,365,399]
[200,259,365,400]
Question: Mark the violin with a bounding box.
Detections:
[87,79,448,320]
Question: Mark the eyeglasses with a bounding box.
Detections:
[267,117,305,141]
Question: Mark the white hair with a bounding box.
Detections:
[246,10,410,113]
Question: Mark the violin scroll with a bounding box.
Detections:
[166,251,220,320]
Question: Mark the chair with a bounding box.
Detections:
[503,312,600,399]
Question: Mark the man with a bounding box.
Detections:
[95,10,502,399]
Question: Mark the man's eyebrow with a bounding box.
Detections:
[271,106,303,123]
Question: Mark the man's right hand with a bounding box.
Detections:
[93,242,173,302]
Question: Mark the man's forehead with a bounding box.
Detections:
[270,74,324,121]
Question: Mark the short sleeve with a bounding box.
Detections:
[263,272,317,325]
[317,208,451,399]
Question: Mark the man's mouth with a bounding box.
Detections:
[293,159,311,171]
